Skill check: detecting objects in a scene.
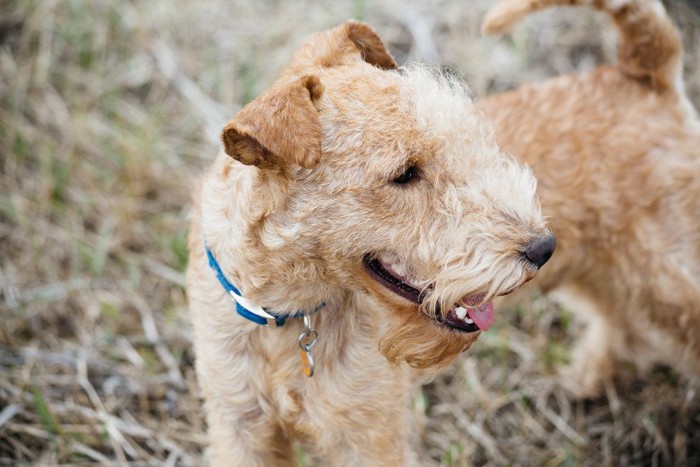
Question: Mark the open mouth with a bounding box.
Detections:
[363,254,495,333]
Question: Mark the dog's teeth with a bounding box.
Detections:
[465,318,474,324]
[455,306,467,320]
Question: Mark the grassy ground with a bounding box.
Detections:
[1,0,699,465]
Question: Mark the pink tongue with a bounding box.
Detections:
[466,302,495,331]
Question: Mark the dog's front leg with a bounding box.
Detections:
[298,366,420,467]
[192,325,296,467]
[203,389,295,467]
[308,413,419,467]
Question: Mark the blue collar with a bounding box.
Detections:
[205,244,324,327]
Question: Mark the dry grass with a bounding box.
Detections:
[1,0,699,465]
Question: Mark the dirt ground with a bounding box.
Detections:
[1,0,699,465]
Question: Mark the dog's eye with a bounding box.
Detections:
[392,166,419,185]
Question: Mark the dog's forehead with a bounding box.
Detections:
[319,66,407,123]
[317,66,431,161]
[316,65,500,171]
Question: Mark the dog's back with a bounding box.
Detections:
[479,0,700,396]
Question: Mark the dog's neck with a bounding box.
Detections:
[204,242,325,326]
[200,155,339,317]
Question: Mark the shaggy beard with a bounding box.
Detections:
[421,249,531,318]
[377,250,532,369]
[378,304,479,369]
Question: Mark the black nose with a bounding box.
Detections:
[524,233,556,268]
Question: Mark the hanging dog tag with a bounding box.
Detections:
[297,312,318,378]
[300,348,314,377]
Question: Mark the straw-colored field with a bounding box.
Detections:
[2,0,699,465]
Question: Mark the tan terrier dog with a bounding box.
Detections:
[187,21,554,465]
[480,0,700,397]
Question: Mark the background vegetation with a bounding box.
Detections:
[1,0,699,465]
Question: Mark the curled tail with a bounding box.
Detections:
[482,0,684,95]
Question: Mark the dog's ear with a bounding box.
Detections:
[221,75,324,170]
[344,21,398,70]
[284,20,398,74]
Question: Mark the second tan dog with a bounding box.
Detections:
[480,0,700,397]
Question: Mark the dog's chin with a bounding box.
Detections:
[377,309,481,369]
[362,254,496,333]
[359,253,494,369]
